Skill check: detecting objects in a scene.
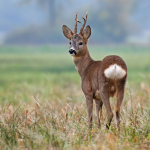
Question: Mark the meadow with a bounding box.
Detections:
[0,45,150,149]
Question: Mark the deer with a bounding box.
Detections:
[62,12,127,129]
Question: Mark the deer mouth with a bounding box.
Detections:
[69,49,77,55]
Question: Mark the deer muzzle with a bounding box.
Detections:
[69,49,76,55]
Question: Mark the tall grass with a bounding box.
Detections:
[0,84,150,149]
[0,45,150,149]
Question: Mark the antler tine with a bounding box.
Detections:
[74,12,81,34]
[79,11,88,35]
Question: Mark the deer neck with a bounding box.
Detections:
[72,50,94,77]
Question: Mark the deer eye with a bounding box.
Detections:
[79,42,83,45]
[69,42,71,45]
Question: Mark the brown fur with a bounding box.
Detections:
[62,13,127,129]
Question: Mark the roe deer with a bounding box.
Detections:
[62,12,127,129]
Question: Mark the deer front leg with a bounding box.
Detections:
[95,99,103,129]
[85,95,93,129]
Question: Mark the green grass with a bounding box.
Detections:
[0,45,150,149]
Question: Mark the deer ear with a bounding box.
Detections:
[83,25,91,39]
[62,25,74,40]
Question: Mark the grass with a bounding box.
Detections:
[0,45,150,149]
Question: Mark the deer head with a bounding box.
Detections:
[62,12,91,57]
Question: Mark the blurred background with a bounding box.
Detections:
[1,0,150,44]
[0,0,150,105]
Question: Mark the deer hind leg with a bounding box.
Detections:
[99,83,113,129]
[95,99,103,129]
[116,78,126,128]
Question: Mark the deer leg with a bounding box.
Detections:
[95,99,103,129]
[85,95,93,129]
[100,83,113,129]
[116,80,126,128]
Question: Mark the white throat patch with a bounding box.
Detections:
[104,64,126,79]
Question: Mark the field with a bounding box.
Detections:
[0,45,150,149]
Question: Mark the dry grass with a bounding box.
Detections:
[0,83,150,150]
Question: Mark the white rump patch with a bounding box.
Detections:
[104,64,126,79]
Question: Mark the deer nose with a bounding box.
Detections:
[69,49,74,54]
[69,49,76,55]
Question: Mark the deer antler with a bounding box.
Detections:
[74,12,81,34]
[79,11,88,35]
